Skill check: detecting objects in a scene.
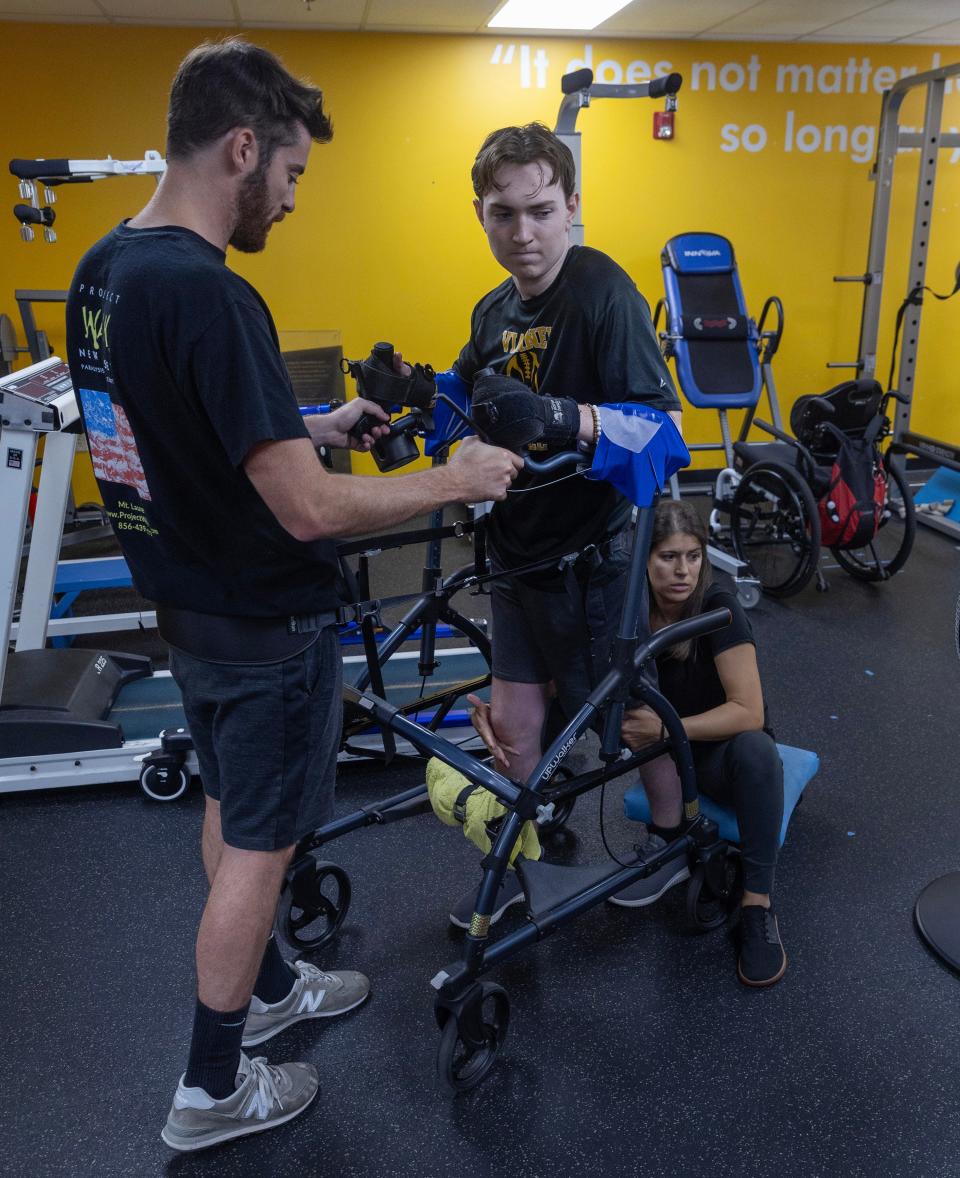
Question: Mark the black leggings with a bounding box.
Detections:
[693,730,783,895]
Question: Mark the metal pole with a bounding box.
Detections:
[14,430,77,651]
[893,78,945,440]
[0,428,39,695]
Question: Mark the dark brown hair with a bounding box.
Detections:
[649,499,711,660]
[471,122,576,201]
[166,37,333,165]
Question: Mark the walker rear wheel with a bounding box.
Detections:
[436,982,510,1093]
[276,858,351,953]
[686,853,742,932]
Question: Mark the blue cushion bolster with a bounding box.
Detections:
[622,743,819,849]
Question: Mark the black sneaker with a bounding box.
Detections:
[737,904,787,987]
[449,870,526,930]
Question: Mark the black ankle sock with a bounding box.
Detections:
[184,998,250,1100]
[252,934,296,1005]
[648,821,683,843]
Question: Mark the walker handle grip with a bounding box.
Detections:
[10,158,70,180]
[629,608,732,678]
[648,73,683,98]
[522,450,586,475]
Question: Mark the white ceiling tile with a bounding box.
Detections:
[0,0,100,13]
[707,0,890,37]
[799,33,899,42]
[113,14,237,23]
[365,0,496,31]
[2,0,960,40]
[0,10,102,19]
[697,31,810,40]
[872,0,960,20]
[808,0,960,40]
[236,0,366,26]
[599,0,759,36]
[102,0,233,18]
[899,18,960,42]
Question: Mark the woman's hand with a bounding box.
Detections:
[621,705,664,751]
[467,693,519,772]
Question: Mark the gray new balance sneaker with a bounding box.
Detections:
[607,833,690,908]
[161,1054,318,1152]
[242,961,370,1048]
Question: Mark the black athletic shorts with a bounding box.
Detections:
[489,529,651,722]
[168,626,342,852]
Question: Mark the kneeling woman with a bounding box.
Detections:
[617,499,786,988]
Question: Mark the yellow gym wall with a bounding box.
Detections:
[0,22,958,481]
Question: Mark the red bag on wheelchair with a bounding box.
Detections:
[818,434,886,549]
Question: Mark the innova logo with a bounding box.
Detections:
[694,316,738,331]
[682,249,722,257]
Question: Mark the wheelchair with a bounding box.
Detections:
[655,232,915,598]
[786,379,916,585]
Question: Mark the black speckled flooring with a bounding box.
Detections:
[3,517,960,1177]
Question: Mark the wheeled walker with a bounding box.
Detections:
[273,405,741,1092]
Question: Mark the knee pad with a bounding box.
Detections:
[426,758,541,864]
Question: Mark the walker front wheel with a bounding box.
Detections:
[436,982,510,1093]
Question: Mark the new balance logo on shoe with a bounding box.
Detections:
[241,965,369,1048]
[296,989,327,1014]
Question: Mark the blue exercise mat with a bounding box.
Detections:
[912,467,960,523]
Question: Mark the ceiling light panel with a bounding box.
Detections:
[488,0,632,32]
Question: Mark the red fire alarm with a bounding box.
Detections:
[653,110,675,140]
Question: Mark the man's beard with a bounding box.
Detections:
[229,166,273,253]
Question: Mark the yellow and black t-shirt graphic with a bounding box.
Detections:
[502,324,552,391]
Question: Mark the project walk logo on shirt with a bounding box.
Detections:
[502,324,552,391]
[81,306,110,350]
[79,387,152,501]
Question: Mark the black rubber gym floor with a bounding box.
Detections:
[3,517,960,1177]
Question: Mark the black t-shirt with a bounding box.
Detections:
[656,580,772,736]
[455,245,680,572]
[65,223,341,617]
